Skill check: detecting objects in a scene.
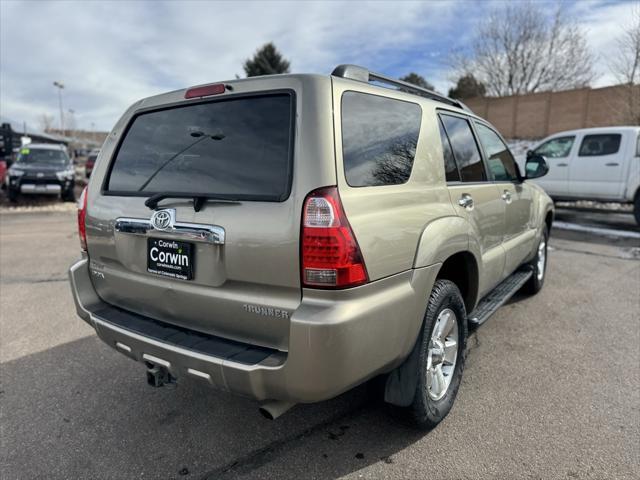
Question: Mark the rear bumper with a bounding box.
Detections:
[69,258,438,403]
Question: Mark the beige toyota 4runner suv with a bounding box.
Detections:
[69,65,553,427]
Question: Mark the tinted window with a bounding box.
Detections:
[107,94,294,201]
[440,114,486,182]
[534,136,574,158]
[578,134,621,156]
[475,123,519,181]
[342,92,421,187]
[438,118,460,182]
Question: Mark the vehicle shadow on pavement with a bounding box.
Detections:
[1,335,426,479]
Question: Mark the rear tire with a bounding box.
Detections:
[634,192,640,226]
[7,187,18,203]
[524,225,548,295]
[409,279,467,429]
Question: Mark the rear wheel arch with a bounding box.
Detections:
[435,251,479,315]
[413,215,470,268]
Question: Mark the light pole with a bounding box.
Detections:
[53,81,65,137]
[67,109,75,136]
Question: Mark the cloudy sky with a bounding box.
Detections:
[0,0,634,132]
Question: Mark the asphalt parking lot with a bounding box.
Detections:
[1,208,639,479]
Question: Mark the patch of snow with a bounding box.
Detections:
[553,221,640,239]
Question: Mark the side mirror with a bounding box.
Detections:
[525,153,549,179]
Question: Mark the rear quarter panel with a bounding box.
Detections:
[331,77,458,282]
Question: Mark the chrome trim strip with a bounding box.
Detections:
[114,217,225,244]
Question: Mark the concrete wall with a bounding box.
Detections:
[465,84,640,139]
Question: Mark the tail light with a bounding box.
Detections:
[78,186,88,251]
[301,186,368,289]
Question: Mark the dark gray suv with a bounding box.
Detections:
[7,143,76,202]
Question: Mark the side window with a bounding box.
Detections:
[341,91,422,187]
[534,136,575,158]
[475,123,519,181]
[437,117,460,182]
[440,114,486,182]
[578,134,621,157]
[636,133,640,157]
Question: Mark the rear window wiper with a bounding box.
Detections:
[144,193,240,212]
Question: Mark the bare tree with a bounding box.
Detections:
[455,2,595,96]
[38,113,55,132]
[609,6,640,85]
[608,6,640,125]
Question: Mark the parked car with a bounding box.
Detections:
[522,126,640,224]
[85,148,100,178]
[69,65,553,427]
[6,143,76,202]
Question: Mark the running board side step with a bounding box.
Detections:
[468,268,533,326]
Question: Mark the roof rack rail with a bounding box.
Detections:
[331,64,470,112]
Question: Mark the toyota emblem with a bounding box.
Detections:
[151,209,173,231]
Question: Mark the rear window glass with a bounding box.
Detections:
[106,93,294,201]
[578,134,621,156]
[341,91,421,187]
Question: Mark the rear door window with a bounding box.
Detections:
[534,136,574,158]
[438,117,460,182]
[440,114,486,182]
[578,134,622,156]
[106,93,294,201]
[341,91,422,187]
[475,123,519,181]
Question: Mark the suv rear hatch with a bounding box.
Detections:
[85,82,325,352]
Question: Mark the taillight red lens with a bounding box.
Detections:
[301,186,368,289]
[78,186,88,251]
[184,83,226,99]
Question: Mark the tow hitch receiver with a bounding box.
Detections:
[146,363,176,388]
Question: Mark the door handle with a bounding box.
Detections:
[605,162,619,167]
[458,194,474,209]
[501,190,512,204]
[557,163,568,167]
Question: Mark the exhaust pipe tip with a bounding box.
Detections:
[259,400,296,420]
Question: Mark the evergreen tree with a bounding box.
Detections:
[400,72,435,91]
[448,74,487,99]
[243,43,290,77]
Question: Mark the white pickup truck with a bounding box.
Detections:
[519,126,640,225]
